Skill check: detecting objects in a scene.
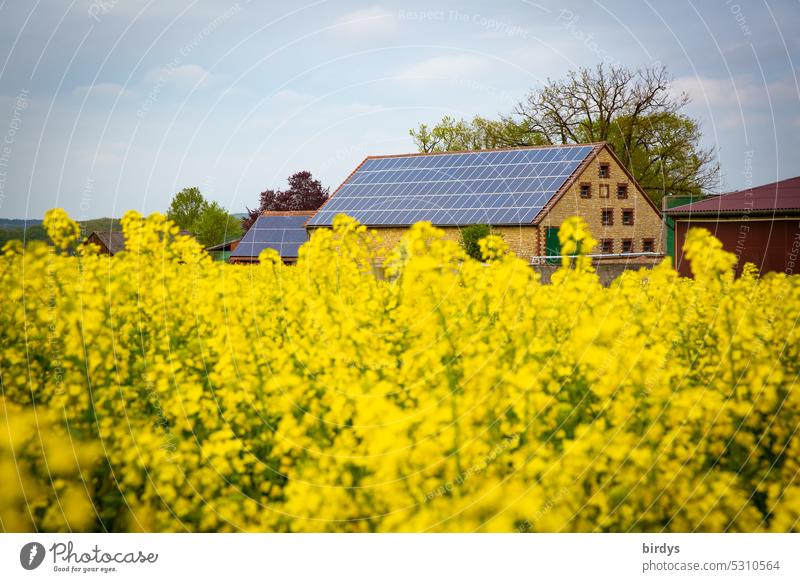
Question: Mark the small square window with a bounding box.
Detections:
[599,163,610,178]
[622,209,634,225]
[642,239,655,253]
[599,184,610,198]
[616,184,628,198]
[601,209,614,226]
[579,183,591,198]
[621,239,634,253]
[601,239,614,254]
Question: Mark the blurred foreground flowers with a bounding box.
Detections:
[1,210,798,532]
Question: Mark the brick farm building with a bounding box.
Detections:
[305,143,664,264]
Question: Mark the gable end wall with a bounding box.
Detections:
[536,147,664,259]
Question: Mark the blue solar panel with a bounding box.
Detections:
[306,145,596,226]
[230,214,311,259]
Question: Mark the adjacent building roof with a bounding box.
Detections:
[204,238,240,252]
[306,144,603,227]
[87,229,195,255]
[89,231,126,255]
[665,176,800,216]
[229,211,313,261]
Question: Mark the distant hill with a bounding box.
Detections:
[0,218,43,228]
[0,217,122,247]
[0,224,47,245]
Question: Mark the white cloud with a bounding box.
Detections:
[76,141,128,167]
[244,94,385,132]
[673,75,771,109]
[675,76,737,108]
[332,6,397,38]
[84,151,122,166]
[674,73,799,130]
[73,83,131,98]
[766,76,800,101]
[267,90,381,115]
[217,86,250,99]
[395,55,493,81]
[145,64,212,89]
[331,101,386,117]
[271,89,316,106]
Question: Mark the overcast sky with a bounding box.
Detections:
[0,0,798,219]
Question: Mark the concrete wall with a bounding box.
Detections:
[533,259,662,286]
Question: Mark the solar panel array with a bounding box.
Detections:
[306,145,596,227]
[230,214,310,259]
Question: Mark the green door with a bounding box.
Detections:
[545,227,560,264]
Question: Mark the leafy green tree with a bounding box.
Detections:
[602,112,715,205]
[165,187,241,247]
[166,187,207,233]
[410,116,543,153]
[196,201,242,248]
[0,224,47,245]
[410,64,718,206]
[459,224,493,261]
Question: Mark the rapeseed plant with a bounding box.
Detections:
[0,210,797,532]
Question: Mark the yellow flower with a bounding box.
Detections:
[558,215,597,269]
[0,210,797,533]
[43,208,81,251]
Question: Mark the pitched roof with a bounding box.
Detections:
[665,176,800,216]
[306,143,604,227]
[88,229,195,255]
[230,211,314,261]
[204,238,240,252]
[90,231,126,255]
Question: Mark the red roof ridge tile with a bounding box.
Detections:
[362,141,609,160]
[260,210,318,216]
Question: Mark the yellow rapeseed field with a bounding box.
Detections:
[1,209,798,532]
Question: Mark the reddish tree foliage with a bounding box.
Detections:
[242,171,328,230]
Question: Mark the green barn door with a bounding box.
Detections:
[545,227,560,264]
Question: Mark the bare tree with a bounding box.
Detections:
[409,63,719,204]
[506,63,718,202]
[511,64,681,144]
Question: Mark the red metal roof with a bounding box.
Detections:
[665,176,800,215]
